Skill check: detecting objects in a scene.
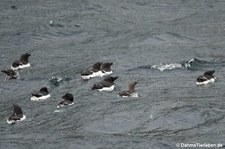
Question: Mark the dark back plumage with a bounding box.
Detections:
[20,53,31,64]
[101,62,113,71]
[39,87,49,95]
[103,76,119,83]
[13,104,23,115]
[92,76,119,90]
[196,76,207,82]
[81,62,102,76]
[92,62,102,72]
[12,60,22,67]
[1,69,16,76]
[203,70,215,79]
[62,93,74,102]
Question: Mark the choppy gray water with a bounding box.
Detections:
[1,0,225,148]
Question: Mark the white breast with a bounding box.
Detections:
[100,71,113,77]
[7,114,26,124]
[196,78,216,85]
[11,63,31,70]
[19,63,31,69]
[31,94,51,101]
[97,85,115,92]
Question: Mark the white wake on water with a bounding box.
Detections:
[151,63,183,72]
[151,58,194,72]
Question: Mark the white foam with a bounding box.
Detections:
[57,102,74,108]
[54,109,64,113]
[98,85,115,92]
[51,76,63,82]
[31,94,51,101]
[4,72,20,81]
[151,63,183,72]
[7,114,26,124]
[184,58,195,68]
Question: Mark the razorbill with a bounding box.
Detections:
[57,93,74,108]
[11,53,31,70]
[81,62,103,80]
[7,104,26,124]
[196,70,216,85]
[1,69,20,80]
[31,87,51,101]
[92,76,119,92]
[118,81,139,97]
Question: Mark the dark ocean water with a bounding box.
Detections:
[1,0,225,148]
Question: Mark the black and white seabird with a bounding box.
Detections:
[196,70,216,85]
[1,69,20,80]
[7,104,26,124]
[11,53,31,70]
[100,62,113,77]
[31,87,51,101]
[57,93,74,108]
[118,81,139,97]
[81,62,103,80]
[92,76,119,91]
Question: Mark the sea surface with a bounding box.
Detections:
[1,0,225,149]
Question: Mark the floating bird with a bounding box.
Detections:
[10,5,18,9]
[49,20,64,27]
[7,104,26,124]
[11,53,31,70]
[118,81,139,97]
[81,62,103,80]
[57,93,74,108]
[31,87,51,101]
[92,76,119,92]
[196,70,216,85]
[1,69,20,80]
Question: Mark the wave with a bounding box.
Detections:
[48,76,71,87]
[184,58,225,70]
[129,58,225,72]
[151,63,184,72]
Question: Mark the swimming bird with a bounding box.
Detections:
[11,53,31,70]
[57,93,74,108]
[196,70,216,85]
[81,62,103,80]
[92,76,119,91]
[1,69,20,80]
[7,104,26,124]
[31,87,51,101]
[118,81,139,97]
[100,62,113,76]
[49,20,64,27]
